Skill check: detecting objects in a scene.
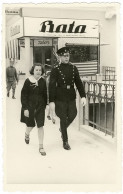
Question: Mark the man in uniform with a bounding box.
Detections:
[6,58,18,99]
[49,47,86,150]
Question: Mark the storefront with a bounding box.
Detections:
[6,5,117,77]
[18,37,58,73]
[6,15,100,76]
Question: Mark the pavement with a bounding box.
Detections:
[5,79,117,184]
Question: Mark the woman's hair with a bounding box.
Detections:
[29,63,44,75]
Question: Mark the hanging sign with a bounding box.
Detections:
[8,18,23,40]
[24,17,99,38]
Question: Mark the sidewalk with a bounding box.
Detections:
[6,80,117,184]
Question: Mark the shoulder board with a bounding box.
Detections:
[69,62,74,67]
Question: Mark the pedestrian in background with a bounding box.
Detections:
[20,63,47,156]
[49,47,86,150]
[6,58,18,99]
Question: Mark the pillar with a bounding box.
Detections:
[96,74,102,83]
[25,37,31,77]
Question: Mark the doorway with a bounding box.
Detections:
[33,46,53,73]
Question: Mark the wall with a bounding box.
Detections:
[16,46,33,74]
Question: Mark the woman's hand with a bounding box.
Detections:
[24,110,29,117]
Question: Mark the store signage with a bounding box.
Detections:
[19,39,33,47]
[10,25,20,37]
[24,17,99,38]
[40,21,86,34]
[34,39,52,46]
[9,18,23,39]
[5,9,20,15]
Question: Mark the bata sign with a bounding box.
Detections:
[40,21,86,34]
[24,17,99,38]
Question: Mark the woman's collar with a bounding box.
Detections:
[28,75,42,83]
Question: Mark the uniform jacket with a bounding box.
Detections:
[49,62,86,102]
[6,66,18,82]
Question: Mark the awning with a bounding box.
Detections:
[58,37,109,48]
[73,61,98,76]
[6,39,19,59]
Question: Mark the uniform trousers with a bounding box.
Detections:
[55,100,77,143]
[7,81,16,94]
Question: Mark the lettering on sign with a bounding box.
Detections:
[40,20,86,34]
[10,25,20,37]
[34,39,52,46]
[24,17,99,38]
[19,39,33,47]
[5,9,20,15]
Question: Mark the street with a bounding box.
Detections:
[6,79,117,184]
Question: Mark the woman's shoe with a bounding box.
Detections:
[39,148,46,156]
[25,133,30,144]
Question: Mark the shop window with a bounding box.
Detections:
[69,46,98,63]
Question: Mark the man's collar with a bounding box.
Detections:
[61,62,69,65]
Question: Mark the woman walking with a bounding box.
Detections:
[20,63,47,156]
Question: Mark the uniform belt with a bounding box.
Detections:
[57,85,74,89]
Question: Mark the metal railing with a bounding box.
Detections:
[79,81,115,137]
[80,66,116,84]
[102,66,116,83]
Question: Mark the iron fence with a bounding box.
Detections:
[79,81,115,137]
[102,66,116,83]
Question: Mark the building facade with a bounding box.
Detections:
[5,5,118,137]
[5,5,117,77]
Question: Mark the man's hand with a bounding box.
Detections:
[49,102,56,123]
[81,97,86,106]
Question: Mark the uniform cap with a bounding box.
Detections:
[57,47,70,56]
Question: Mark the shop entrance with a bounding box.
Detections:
[34,46,53,73]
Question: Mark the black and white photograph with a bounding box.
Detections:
[1,1,122,192]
